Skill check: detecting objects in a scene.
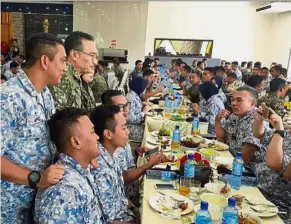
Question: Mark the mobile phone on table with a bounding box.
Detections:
[154,184,176,190]
[144,147,160,158]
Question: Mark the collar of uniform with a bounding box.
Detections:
[98,142,116,168]
[66,62,82,81]
[17,69,40,98]
[230,107,255,122]
[58,153,90,176]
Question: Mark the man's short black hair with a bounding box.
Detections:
[247,61,253,68]
[225,62,231,65]
[271,65,282,73]
[98,60,109,68]
[154,58,159,61]
[17,54,25,59]
[261,67,269,71]
[254,61,262,67]
[236,85,258,104]
[205,67,215,73]
[202,58,207,62]
[135,60,142,66]
[64,31,94,56]
[270,78,286,93]
[232,61,239,66]
[221,60,226,63]
[173,60,181,66]
[227,72,238,79]
[193,60,198,63]
[48,108,88,153]
[215,66,225,73]
[24,33,64,69]
[247,75,264,88]
[143,68,154,77]
[253,64,261,70]
[241,61,247,67]
[191,69,202,78]
[101,90,123,105]
[197,61,203,67]
[183,65,192,74]
[10,61,19,69]
[90,105,121,143]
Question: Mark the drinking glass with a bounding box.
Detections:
[179,176,191,196]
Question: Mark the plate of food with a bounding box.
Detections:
[158,128,171,140]
[149,193,194,215]
[200,193,228,208]
[207,140,229,151]
[204,182,231,196]
[180,136,202,151]
[194,204,223,222]
[160,154,177,163]
[199,148,218,162]
[170,114,186,121]
[238,213,262,224]
[147,136,161,146]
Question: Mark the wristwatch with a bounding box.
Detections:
[274,130,288,138]
[28,171,41,188]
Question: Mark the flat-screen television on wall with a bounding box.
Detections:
[154,38,214,58]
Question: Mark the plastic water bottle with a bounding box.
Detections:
[192,113,200,135]
[229,152,244,190]
[162,85,168,95]
[222,197,238,224]
[184,153,195,178]
[194,201,212,224]
[171,125,181,152]
[173,94,181,113]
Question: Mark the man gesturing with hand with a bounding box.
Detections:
[1,33,67,223]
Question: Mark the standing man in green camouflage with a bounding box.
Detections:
[49,31,97,111]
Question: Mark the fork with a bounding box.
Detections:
[251,206,286,214]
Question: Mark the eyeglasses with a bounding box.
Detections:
[76,49,98,61]
[117,102,130,111]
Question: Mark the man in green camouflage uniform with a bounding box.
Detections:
[49,31,97,111]
[258,78,290,118]
[90,73,108,103]
[112,58,126,83]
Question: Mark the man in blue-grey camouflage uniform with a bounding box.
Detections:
[34,108,105,224]
[1,33,67,223]
[90,105,139,223]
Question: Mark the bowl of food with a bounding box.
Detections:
[180,136,203,151]
[199,148,218,162]
[158,128,171,140]
[207,140,229,151]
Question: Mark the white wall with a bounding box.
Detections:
[73,1,148,68]
[145,1,291,67]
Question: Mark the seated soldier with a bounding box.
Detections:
[34,108,104,223]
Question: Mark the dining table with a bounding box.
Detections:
[137,94,285,224]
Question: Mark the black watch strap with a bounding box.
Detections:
[28,171,41,188]
[274,130,287,138]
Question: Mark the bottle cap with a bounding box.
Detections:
[193,112,199,117]
[236,152,242,158]
[187,153,193,160]
[175,125,179,130]
[200,201,208,210]
[228,197,236,207]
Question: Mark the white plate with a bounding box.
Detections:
[214,156,233,166]
[207,140,229,151]
[204,182,232,196]
[149,193,194,215]
[200,193,228,208]
[194,204,223,221]
[147,137,161,145]
[243,197,278,218]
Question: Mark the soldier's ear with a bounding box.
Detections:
[103,129,112,140]
[70,49,79,61]
[70,136,81,150]
[40,55,49,70]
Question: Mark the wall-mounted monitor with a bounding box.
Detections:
[154,38,214,58]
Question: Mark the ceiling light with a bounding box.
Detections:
[93,5,95,8]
